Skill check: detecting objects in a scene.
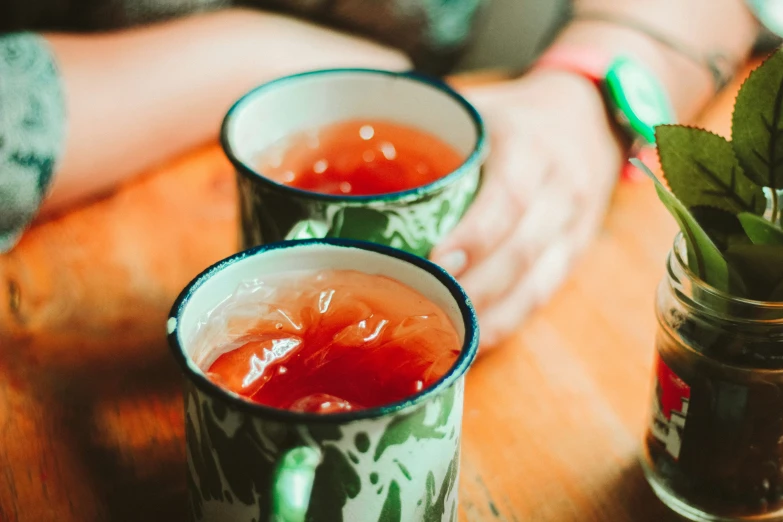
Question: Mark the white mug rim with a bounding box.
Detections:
[220,68,488,204]
[167,238,480,424]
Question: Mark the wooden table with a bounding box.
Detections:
[0,63,752,522]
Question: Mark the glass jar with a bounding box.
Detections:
[642,235,783,521]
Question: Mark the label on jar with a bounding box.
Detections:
[649,354,691,460]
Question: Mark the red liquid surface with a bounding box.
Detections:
[204,270,461,414]
[256,119,464,195]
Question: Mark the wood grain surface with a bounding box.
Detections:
[0,63,755,522]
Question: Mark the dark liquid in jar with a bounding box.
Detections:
[645,328,783,517]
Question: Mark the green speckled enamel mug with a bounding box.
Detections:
[167,239,479,522]
[221,69,487,257]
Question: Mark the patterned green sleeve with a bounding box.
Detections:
[0,33,65,253]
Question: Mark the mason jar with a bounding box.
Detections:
[642,235,783,521]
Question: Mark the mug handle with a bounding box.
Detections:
[270,446,323,522]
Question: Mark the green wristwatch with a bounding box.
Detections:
[535,47,676,148]
[746,0,783,38]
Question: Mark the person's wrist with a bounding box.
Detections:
[522,68,627,165]
[551,20,713,122]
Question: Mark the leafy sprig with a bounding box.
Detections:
[732,49,783,222]
[640,49,783,301]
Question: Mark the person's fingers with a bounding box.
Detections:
[476,189,612,351]
[432,174,524,275]
[477,235,574,350]
[431,137,550,276]
[457,176,577,311]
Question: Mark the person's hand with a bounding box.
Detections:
[432,70,625,350]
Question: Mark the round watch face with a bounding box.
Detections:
[747,0,783,38]
[603,56,675,145]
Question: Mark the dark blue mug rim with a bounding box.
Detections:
[167,238,480,424]
[220,68,488,203]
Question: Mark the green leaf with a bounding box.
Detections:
[631,159,730,291]
[732,50,783,189]
[724,244,783,300]
[655,125,764,215]
[738,212,783,245]
[690,206,751,251]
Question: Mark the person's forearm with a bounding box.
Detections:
[551,0,759,121]
[43,8,411,214]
